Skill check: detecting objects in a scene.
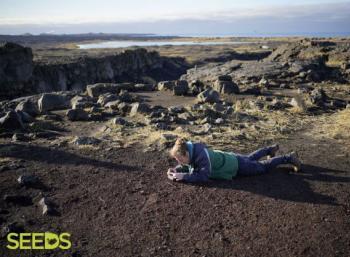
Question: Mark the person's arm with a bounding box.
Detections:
[180,166,210,183]
[177,148,211,183]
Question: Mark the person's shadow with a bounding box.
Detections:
[0,143,139,172]
[190,164,349,206]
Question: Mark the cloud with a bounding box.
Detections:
[0,2,349,35]
[0,2,349,25]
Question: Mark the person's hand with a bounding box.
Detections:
[167,169,186,182]
[167,169,176,181]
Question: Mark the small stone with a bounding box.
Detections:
[118,91,133,103]
[154,122,170,130]
[259,77,269,87]
[191,123,212,135]
[118,102,130,113]
[160,134,177,141]
[158,81,175,91]
[200,117,213,125]
[12,133,29,142]
[212,103,226,112]
[168,105,185,114]
[280,83,287,89]
[215,118,224,124]
[214,80,239,95]
[1,223,24,238]
[290,96,307,112]
[0,110,24,131]
[38,197,54,215]
[197,89,220,103]
[17,175,39,187]
[309,88,327,106]
[104,100,122,110]
[72,136,101,146]
[173,80,189,96]
[299,72,307,78]
[129,103,151,117]
[111,117,129,126]
[66,109,89,121]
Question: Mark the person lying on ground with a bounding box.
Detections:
[167,138,301,183]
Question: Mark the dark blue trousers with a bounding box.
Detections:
[235,146,290,176]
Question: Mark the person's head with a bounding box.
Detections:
[169,137,190,165]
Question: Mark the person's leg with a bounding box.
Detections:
[237,152,302,176]
[247,144,279,161]
[236,155,268,176]
[260,154,292,171]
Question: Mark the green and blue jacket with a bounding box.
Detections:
[178,141,239,183]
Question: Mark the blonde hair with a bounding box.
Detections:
[169,137,188,157]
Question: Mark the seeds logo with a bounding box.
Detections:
[6,232,71,250]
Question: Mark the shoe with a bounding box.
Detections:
[289,151,302,172]
[267,144,279,159]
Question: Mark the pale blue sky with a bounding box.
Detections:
[0,0,349,35]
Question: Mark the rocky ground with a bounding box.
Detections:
[0,39,349,257]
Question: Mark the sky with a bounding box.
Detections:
[0,0,349,36]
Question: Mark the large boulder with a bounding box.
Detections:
[118,91,133,103]
[15,100,39,116]
[213,75,239,94]
[0,110,24,130]
[197,89,220,103]
[97,94,119,106]
[309,88,327,106]
[104,100,121,110]
[66,109,89,121]
[117,102,131,113]
[214,80,239,94]
[71,95,94,109]
[129,103,151,117]
[38,93,70,113]
[86,83,133,97]
[134,84,155,91]
[157,81,175,91]
[16,110,34,123]
[173,80,189,96]
[188,80,205,96]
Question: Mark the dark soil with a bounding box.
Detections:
[0,119,349,257]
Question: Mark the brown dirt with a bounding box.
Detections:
[133,91,197,108]
[0,93,349,257]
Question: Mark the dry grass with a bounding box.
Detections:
[305,108,350,153]
[323,109,350,141]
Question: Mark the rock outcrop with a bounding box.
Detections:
[38,93,71,113]
[0,43,189,100]
[181,41,350,86]
[0,110,24,131]
[0,42,34,98]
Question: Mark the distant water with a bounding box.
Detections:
[77,40,253,49]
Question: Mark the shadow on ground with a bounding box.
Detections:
[192,164,349,206]
[0,143,140,172]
